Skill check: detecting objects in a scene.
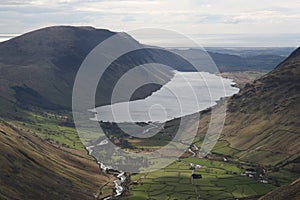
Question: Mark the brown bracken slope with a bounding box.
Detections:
[219,47,300,165]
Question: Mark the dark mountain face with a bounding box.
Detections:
[0,26,192,110]
[0,26,116,109]
[0,26,115,70]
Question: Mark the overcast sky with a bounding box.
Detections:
[0,0,299,46]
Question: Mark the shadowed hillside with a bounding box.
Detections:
[0,26,115,109]
[0,120,112,199]
[0,26,193,111]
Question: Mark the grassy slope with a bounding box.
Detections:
[128,159,276,200]
[0,117,115,200]
[219,47,300,166]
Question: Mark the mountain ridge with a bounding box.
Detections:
[0,26,289,114]
[0,26,178,111]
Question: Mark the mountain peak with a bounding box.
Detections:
[0,26,117,69]
[3,25,116,45]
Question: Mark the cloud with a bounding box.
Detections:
[0,0,299,46]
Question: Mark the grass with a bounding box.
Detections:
[1,98,297,199]
[237,150,289,166]
[128,159,276,200]
[5,108,85,151]
[182,157,242,174]
[211,140,240,156]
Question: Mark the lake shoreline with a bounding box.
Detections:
[92,71,239,123]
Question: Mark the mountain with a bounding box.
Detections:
[0,120,110,199]
[206,47,295,71]
[210,52,286,72]
[218,47,300,166]
[0,26,289,114]
[0,26,194,112]
[0,26,114,109]
[0,26,289,117]
[0,26,298,199]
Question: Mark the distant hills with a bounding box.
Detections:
[172,48,292,72]
[210,51,287,72]
[207,46,295,72]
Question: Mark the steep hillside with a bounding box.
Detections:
[0,120,111,199]
[193,48,299,154]
[0,26,115,109]
[0,26,192,111]
[218,47,300,166]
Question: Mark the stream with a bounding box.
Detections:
[86,140,128,199]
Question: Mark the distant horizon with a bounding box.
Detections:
[0,31,298,48]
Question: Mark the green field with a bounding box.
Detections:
[128,159,276,200]
[6,109,84,151]
[3,107,297,199]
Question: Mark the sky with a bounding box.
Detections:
[0,0,299,47]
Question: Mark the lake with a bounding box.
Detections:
[91,71,239,123]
